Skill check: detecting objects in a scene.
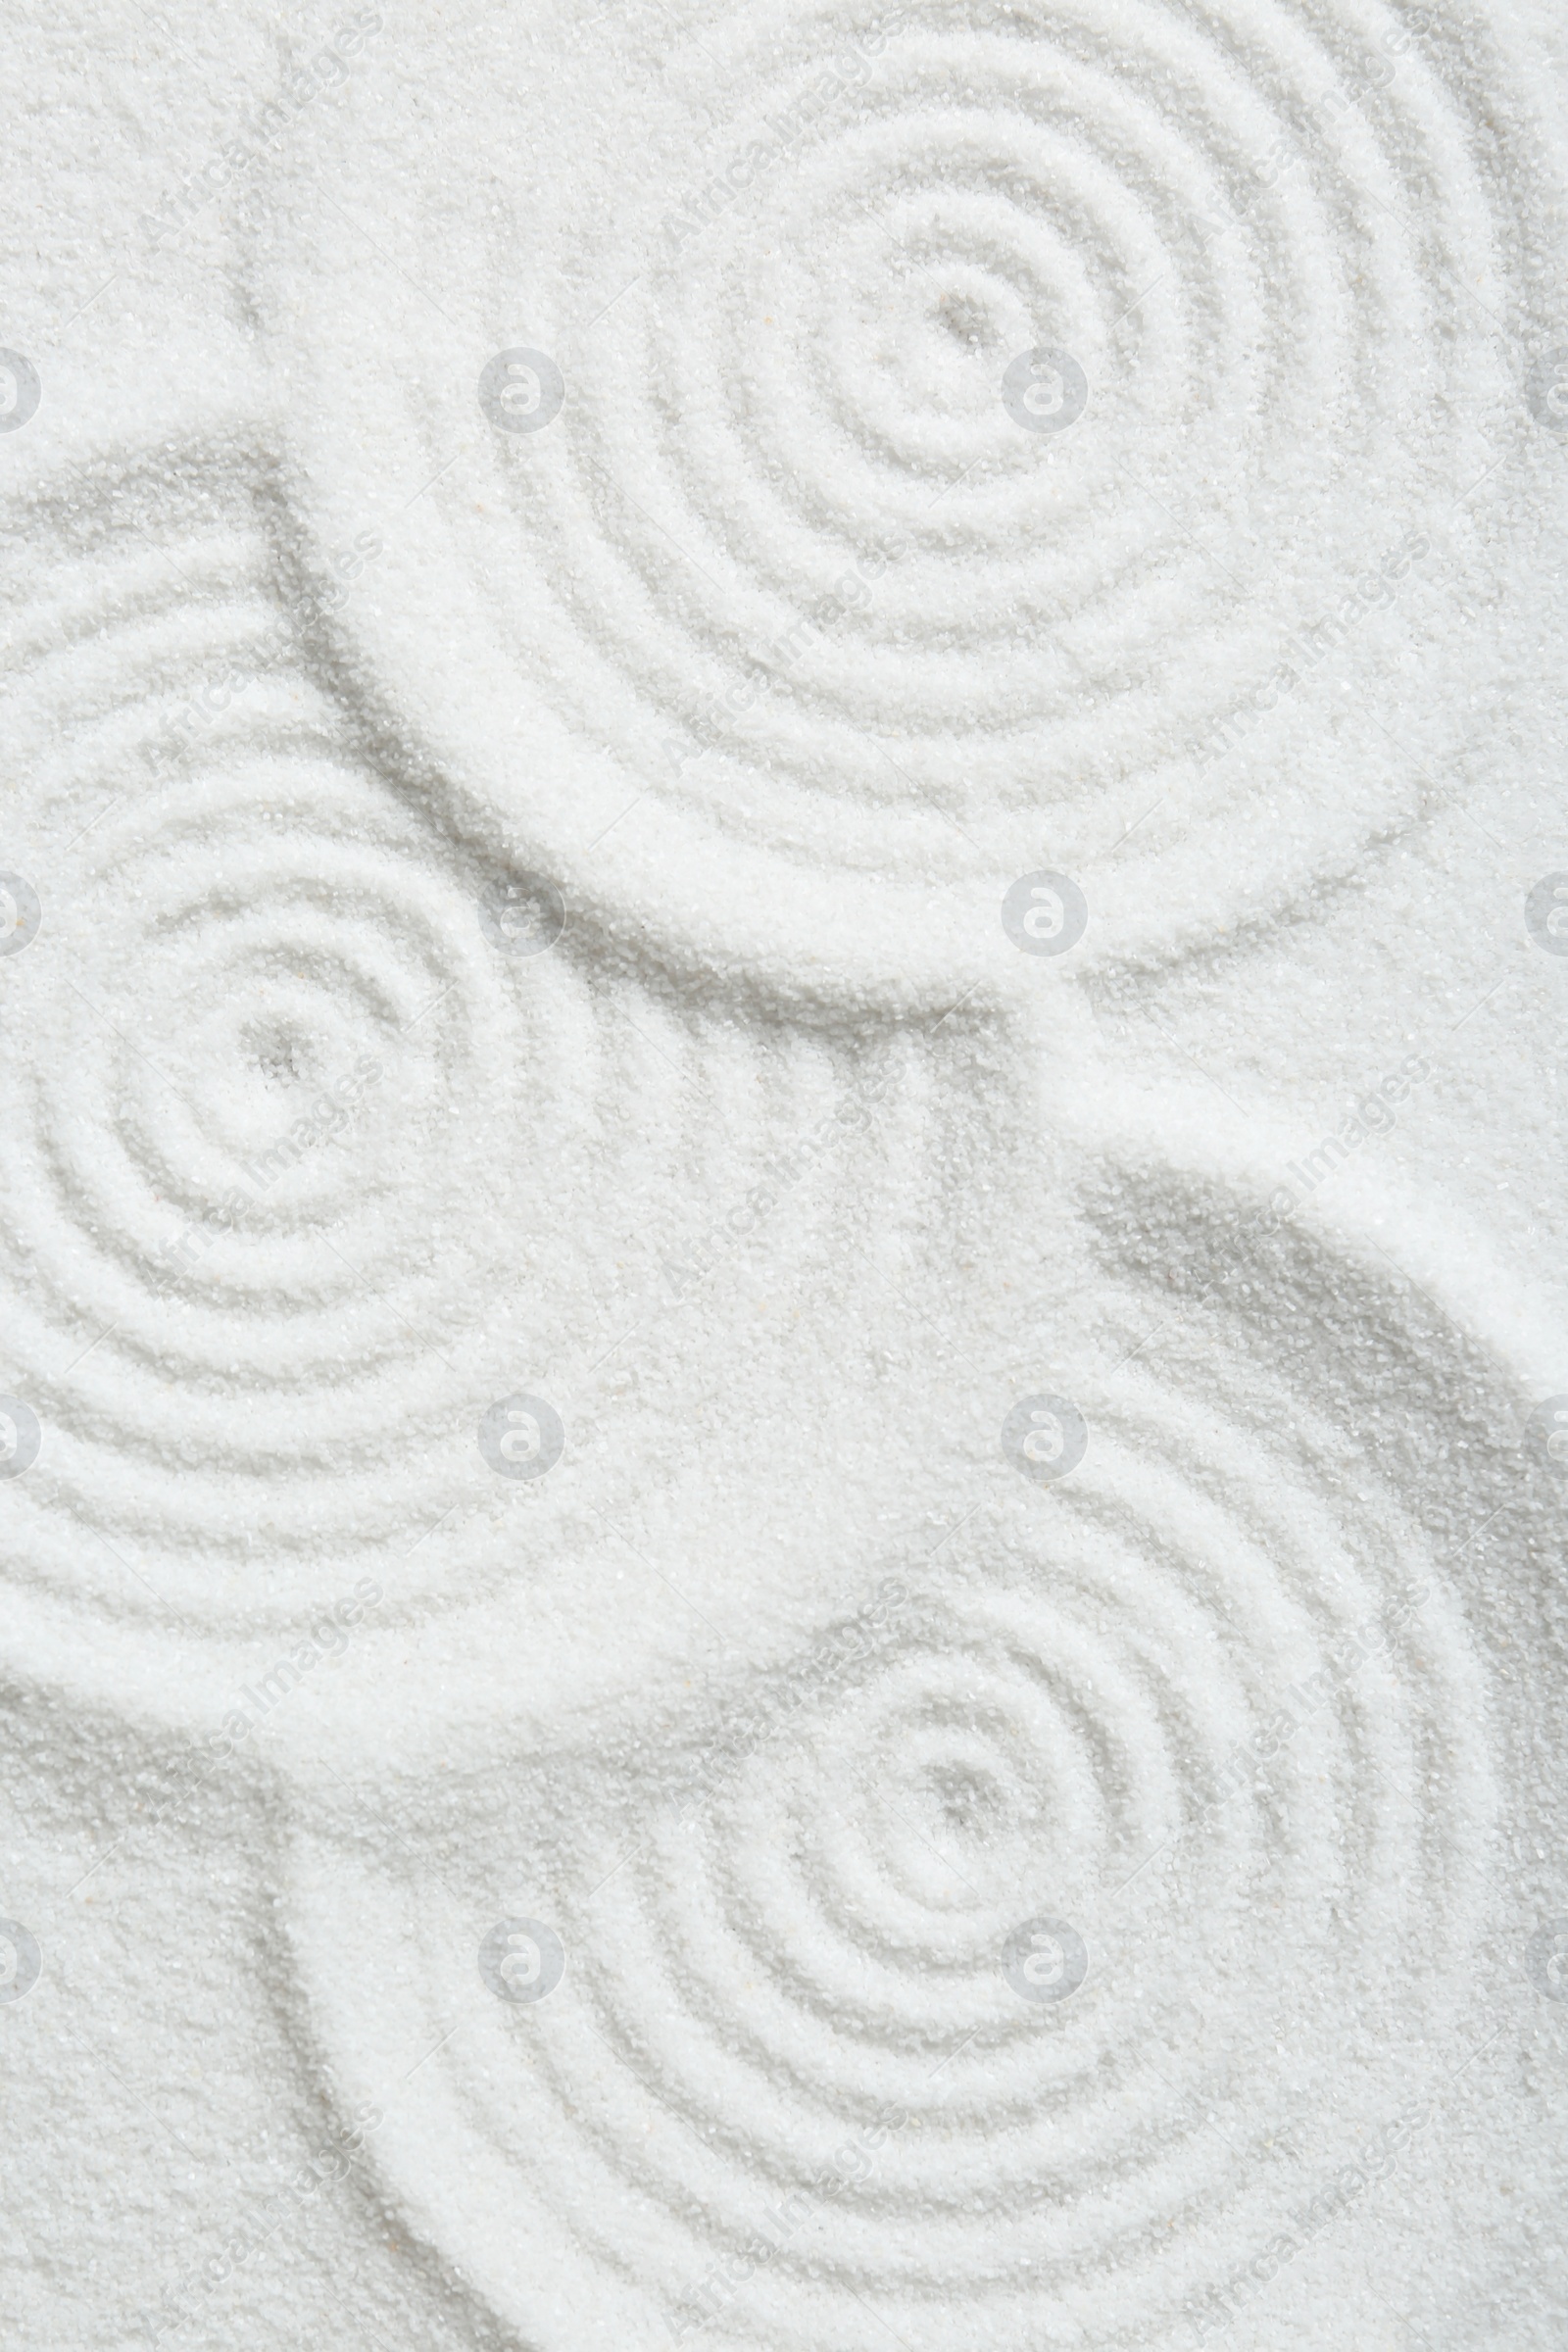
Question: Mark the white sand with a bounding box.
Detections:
[1,2,1566,2347]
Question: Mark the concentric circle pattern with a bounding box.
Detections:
[256,0,1551,988]
[0,451,961,1651]
[289,1277,1501,2352]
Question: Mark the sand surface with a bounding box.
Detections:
[2,3,1567,2347]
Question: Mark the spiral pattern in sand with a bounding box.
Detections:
[0,462,949,1645]
[288,1329,1496,2351]
[255,0,1551,989]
